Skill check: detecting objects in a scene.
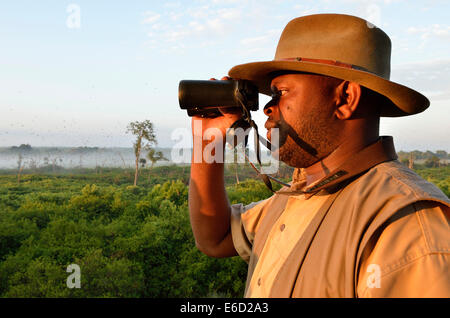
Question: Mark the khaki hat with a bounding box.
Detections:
[228,14,429,117]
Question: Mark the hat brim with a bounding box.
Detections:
[229,60,429,117]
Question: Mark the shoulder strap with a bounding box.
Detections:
[244,192,290,296]
[269,187,345,297]
[252,194,290,256]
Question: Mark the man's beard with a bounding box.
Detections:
[270,111,336,168]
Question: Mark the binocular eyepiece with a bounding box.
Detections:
[178,79,259,118]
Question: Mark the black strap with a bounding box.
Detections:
[227,93,288,193]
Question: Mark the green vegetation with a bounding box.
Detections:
[0,162,448,297]
[414,166,450,197]
[0,164,284,298]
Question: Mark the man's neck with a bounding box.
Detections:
[304,136,380,186]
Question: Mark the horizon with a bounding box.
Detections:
[0,144,447,170]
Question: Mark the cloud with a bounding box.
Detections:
[340,0,403,4]
[163,1,182,8]
[189,21,205,32]
[405,23,450,50]
[169,11,183,21]
[164,29,191,42]
[391,59,450,101]
[292,4,321,16]
[141,11,161,24]
[240,29,280,46]
[407,24,450,40]
[141,3,245,51]
[240,35,269,46]
[217,8,241,20]
[212,0,241,4]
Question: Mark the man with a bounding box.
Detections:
[188,14,450,297]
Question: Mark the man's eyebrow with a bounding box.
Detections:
[270,76,289,88]
[270,85,280,94]
[270,79,283,89]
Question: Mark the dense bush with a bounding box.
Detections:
[415,166,450,197]
[0,164,447,297]
[0,170,262,297]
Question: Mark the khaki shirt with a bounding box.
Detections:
[231,156,450,297]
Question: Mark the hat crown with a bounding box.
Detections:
[275,14,392,79]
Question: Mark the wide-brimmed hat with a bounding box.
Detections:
[228,14,429,117]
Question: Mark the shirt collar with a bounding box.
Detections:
[286,136,397,197]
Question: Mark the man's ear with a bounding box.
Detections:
[334,81,362,120]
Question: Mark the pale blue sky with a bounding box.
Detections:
[0,0,449,151]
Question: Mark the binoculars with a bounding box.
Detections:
[178,79,259,118]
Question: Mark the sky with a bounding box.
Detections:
[0,0,449,151]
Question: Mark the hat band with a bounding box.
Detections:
[277,57,370,73]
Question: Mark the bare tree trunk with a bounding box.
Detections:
[17,154,23,184]
[17,165,24,184]
[134,155,139,186]
[408,153,414,169]
[134,137,142,186]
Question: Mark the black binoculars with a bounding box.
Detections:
[178,79,259,118]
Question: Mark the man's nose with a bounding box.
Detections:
[263,97,279,116]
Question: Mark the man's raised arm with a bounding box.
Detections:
[188,77,242,258]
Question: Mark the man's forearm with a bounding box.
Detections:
[189,141,236,257]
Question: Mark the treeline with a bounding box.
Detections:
[1,144,102,154]
[397,150,449,161]
[397,150,449,169]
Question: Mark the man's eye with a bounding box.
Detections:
[270,88,286,99]
[270,91,280,99]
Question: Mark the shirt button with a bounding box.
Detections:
[257,278,262,286]
[280,224,286,232]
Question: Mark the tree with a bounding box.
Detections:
[436,150,448,159]
[146,149,168,181]
[146,149,168,169]
[425,156,440,168]
[127,120,157,186]
[11,144,32,153]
